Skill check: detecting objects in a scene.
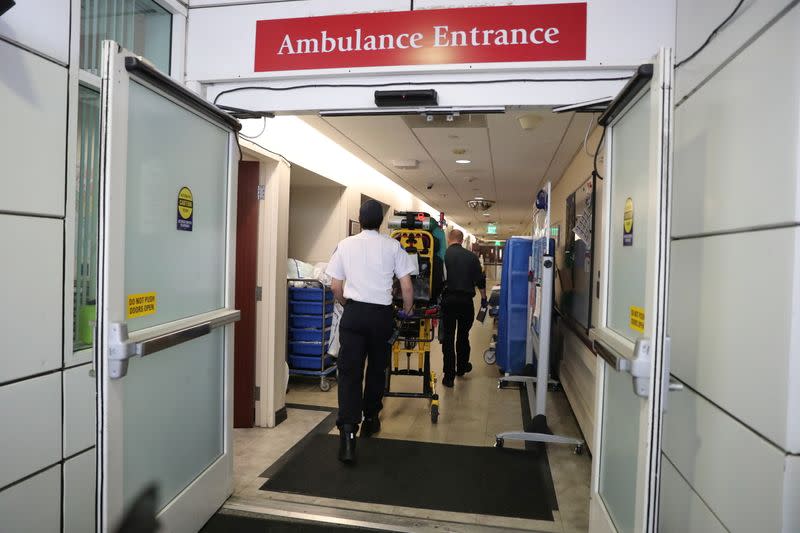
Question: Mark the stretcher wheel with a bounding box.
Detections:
[495,438,504,448]
[574,444,585,456]
[483,349,496,365]
[320,379,331,392]
[430,404,439,424]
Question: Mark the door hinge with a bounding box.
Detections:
[257,184,265,200]
[255,286,263,301]
[254,385,260,401]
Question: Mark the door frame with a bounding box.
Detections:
[234,161,261,428]
[96,41,240,532]
[588,48,674,533]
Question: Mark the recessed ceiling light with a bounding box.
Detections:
[482,212,491,216]
[456,159,471,164]
[474,197,485,200]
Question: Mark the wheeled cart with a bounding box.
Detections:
[287,279,337,391]
[385,306,441,423]
[384,212,443,423]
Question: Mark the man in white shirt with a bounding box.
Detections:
[326,200,417,463]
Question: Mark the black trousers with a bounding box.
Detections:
[441,294,475,379]
[336,301,394,427]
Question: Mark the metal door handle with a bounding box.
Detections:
[668,378,684,391]
[108,308,240,379]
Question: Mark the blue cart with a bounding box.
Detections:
[287,279,337,391]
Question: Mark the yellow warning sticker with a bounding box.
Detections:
[127,292,157,319]
[630,306,645,333]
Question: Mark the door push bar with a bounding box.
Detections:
[594,336,684,404]
[108,309,240,379]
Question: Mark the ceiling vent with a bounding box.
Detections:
[391,159,419,170]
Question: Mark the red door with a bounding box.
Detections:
[234,161,260,427]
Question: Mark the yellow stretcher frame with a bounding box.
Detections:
[385,227,440,424]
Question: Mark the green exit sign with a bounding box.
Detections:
[487,223,497,235]
[495,240,501,247]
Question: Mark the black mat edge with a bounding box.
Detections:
[259,406,338,479]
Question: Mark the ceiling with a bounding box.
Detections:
[301,108,597,239]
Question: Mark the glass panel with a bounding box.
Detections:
[74,86,101,352]
[125,81,229,332]
[599,366,641,533]
[123,329,224,510]
[80,0,172,75]
[607,91,651,341]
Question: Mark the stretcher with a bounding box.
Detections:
[385,212,442,423]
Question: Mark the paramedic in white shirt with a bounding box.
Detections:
[326,200,417,464]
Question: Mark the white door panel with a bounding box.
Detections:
[672,5,800,237]
[0,466,61,532]
[663,379,785,532]
[0,215,63,383]
[0,0,71,64]
[0,373,61,488]
[64,449,97,533]
[659,456,725,533]
[669,228,800,451]
[0,40,67,217]
[64,364,97,457]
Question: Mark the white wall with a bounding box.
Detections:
[661,2,800,531]
[288,184,345,264]
[187,0,674,112]
[0,1,99,529]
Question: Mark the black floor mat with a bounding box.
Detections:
[201,511,380,532]
[260,434,555,521]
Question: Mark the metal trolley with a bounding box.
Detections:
[385,305,441,423]
[287,279,337,392]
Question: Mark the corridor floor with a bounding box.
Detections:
[227,298,591,532]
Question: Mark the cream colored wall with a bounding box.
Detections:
[288,184,345,264]
[547,124,606,453]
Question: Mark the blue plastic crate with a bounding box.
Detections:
[497,237,533,374]
[289,286,333,302]
[289,341,329,356]
[289,354,335,370]
[290,327,332,342]
[290,300,334,315]
[290,315,333,329]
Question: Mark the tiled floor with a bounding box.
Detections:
[228,295,592,532]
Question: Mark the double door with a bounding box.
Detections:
[589,48,675,533]
[95,42,240,532]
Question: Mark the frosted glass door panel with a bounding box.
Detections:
[123,329,224,511]
[608,91,652,341]
[599,366,641,533]
[125,82,229,331]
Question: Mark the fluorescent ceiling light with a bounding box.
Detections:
[456,159,471,164]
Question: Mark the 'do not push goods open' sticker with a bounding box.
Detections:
[127,292,157,319]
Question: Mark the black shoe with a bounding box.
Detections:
[457,362,473,377]
[338,425,357,464]
[360,417,381,438]
[442,376,455,388]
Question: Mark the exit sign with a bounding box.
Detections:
[487,223,497,234]
[495,240,502,246]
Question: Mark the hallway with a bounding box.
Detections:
[225,291,591,532]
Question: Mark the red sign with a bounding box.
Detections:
[254,4,586,72]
